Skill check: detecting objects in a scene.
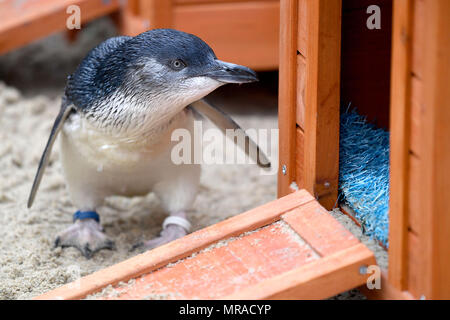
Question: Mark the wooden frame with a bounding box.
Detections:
[112,0,280,71]
[278,0,298,197]
[0,0,279,71]
[303,0,341,209]
[280,0,450,299]
[388,0,412,292]
[387,0,450,300]
[419,0,450,299]
[278,0,341,211]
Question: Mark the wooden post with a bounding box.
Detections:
[278,0,299,197]
[419,0,450,300]
[303,0,341,209]
[388,0,413,291]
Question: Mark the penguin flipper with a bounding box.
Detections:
[27,96,73,208]
[190,98,271,169]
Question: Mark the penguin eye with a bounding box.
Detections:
[170,59,186,71]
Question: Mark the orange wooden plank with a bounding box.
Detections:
[388,0,413,291]
[100,222,319,299]
[407,231,423,298]
[224,244,375,300]
[297,0,307,58]
[173,0,279,70]
[296,53,306,129]
[419,0,450,300]
[282,200,359,257]
[295,127,305,189]
[411,0,424,79]
[410,75,423,156]
[278,0,298,197]
[303,0,341,210]
[36,190,314,300]
[0,0,120,54]
[408,153,421,236]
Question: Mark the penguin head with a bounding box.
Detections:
[66,29,259,128]
[123,29,258,106]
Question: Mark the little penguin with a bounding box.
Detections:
[27,28,270,258]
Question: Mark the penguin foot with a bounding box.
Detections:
[54,219,115,258]
[132,224,188,252]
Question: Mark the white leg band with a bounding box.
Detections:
[163,216,192,233]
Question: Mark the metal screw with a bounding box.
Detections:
[324,181,330,188]
[282,165,287,175]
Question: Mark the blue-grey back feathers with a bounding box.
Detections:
[65,35,131,110]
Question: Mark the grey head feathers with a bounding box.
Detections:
[65,29,219,113]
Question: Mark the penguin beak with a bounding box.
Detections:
[203,60,258,84]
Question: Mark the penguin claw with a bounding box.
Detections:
[54,219,115,258]
[131,224,187,253]
[129,242,143,252]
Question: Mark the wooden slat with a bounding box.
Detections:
[410,75,423,156]
[411,0,424,79]
[295,127,304,189]
[297,0,307,57]
[36,190,314,300]
[278,0,298,197]
[296,53,306,128]
[102,222,320,299]
[0,0,121,54]
[419,0,450,300]
[224,244,375,300]
[407,231,424,298]
[407,153,421,235]
[303,0,341,209]
[388,0,413,291]
[282,200,360,257]
[173,0,279,70]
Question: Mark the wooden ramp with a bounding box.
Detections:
[36,190,375,300]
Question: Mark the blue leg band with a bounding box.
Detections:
[73,210,100,223]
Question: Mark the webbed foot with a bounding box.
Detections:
[132,215,190,252]
[54,218,115,258]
